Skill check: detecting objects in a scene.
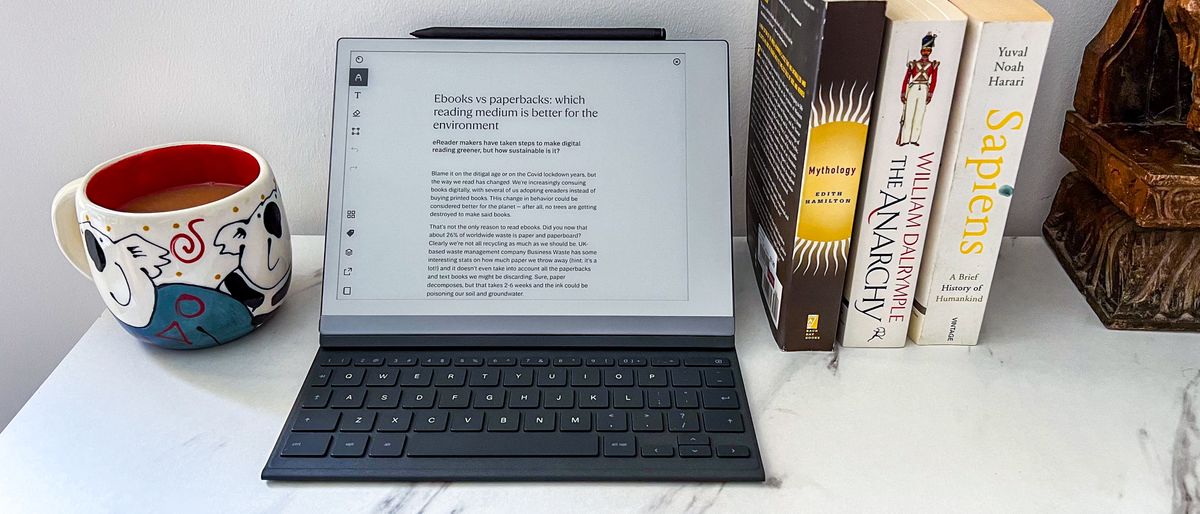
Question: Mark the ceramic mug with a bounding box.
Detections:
[51,142,292,349]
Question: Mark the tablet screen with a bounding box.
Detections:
[323,39,732,336]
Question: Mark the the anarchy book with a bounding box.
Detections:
[840,0,967,348]
[746,0,887,351]
[909,0,1052,345]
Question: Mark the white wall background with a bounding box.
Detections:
[0,0,1116,430]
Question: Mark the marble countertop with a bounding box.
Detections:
[2,236,1198,513]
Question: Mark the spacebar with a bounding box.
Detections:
[407,434,599,457]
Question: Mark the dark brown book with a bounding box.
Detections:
[745,0,888,351]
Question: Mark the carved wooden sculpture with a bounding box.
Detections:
[1167,0,1200,130]
[1045,0,1200,330]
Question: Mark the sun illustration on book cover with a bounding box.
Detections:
[794,81,874,276]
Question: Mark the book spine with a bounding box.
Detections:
[841,17,968,348]
[746,0,827,338]
[784,0,887,349]
[909,18,1053,345]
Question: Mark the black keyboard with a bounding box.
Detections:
[263,349,764,481]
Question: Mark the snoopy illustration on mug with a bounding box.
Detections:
[52,142,292,349]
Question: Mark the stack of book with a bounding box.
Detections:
[746,0,1054,351]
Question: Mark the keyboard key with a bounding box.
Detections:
[488,357,516,366]
[569,368,600,387]
[537,369,567,387]
[366,388,400,409]
[544,389,574,408]
[400,369,431,387]
[667,411,700,432]
[641,444,674,457]
[307,368,331,386]
[292,411,339,432]
[650,357,680,366]
[436,389,470,409]
[647,390,672,409]
[702,390,740,409]
[704,369,735,387]
[330,388,365,408]
[468,368,500,387]
[400,389,435,409]
[300,389,330,408]
[632,411,663,432]
[523,412,555,431]
[679,445,712,458]
[613,390,643,409]
[377,411,413,432]
[585,358,614,367]
[618,357,647,367]
[508,389,539,408]
[330,434,368,457]
[472,389,505,408]
[553,357,581,367]
[559,411,592,431]
[702,412,745,432]
[455,357,484,367]
[577,389,609,408]
[674,390,699,409]
[678,435,710,446]
[502,369,533,387]
[603,434,636,457]
[331,434,367,458]
[338,411,376,432]
[364,368,399,387]
[320,356,350,366]
[355,356,384,366]
[433,368,465,387]
[406,434,598,457]
[521,357,549,366]
[670,368,702,387]
[603,369,634,387]
[716,445,751,458]
[596,410,627,431]
[449,411,484,432]
[486,411,520,431]
[422,357,451,367]
[330,368,363,387]
[280,434,330,457]
[388,356,417,367]
[368,434,406,457]
[413,411,448,431]
[637,369,668,387]
[684,356,731,367]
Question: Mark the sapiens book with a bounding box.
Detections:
[839,0,967,348]
[746,0,887,351]
[908,0,1053,345]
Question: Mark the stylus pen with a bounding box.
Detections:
[410,27,667,40]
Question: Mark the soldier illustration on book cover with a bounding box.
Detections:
[898,33,940,146]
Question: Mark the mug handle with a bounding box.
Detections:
[51,177,92,279]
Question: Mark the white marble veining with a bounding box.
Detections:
[2,237,1199,513]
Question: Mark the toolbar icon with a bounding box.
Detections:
[349,68,369,87]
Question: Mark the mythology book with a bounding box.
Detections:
[746,0,887,351]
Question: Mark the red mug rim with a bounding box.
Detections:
[81,142,267,216]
